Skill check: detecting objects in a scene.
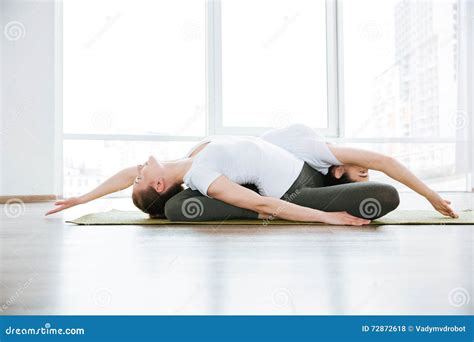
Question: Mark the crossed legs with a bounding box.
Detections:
[164,169,399,222]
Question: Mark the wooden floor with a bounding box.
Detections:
[1,193,473,315]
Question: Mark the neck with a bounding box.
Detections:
[162,158,193,185]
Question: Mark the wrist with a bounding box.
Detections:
[424,189,437,200]
[77,194,88,204]
[312,209,326,222]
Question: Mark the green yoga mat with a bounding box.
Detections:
[67,209,474,225]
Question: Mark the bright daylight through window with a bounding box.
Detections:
[341,0,468,191]
[63,0,471,196]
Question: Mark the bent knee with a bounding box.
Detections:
[379,183,400,212]
[358,183,399,219]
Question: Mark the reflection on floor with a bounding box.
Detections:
[0,193,472,315]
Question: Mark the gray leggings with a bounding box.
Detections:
[164,163,400,221]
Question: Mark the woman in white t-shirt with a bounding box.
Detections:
[46,124,458,225]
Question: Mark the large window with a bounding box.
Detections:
[342,0,459,138]
[62,0,471,196]
[220,0,329,131]
[340,0,468,190]
[63,0,206,137]
[63,0,206,196]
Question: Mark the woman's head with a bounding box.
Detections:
[132,183,184,218]
[323,165,369,186]
[132,155,183,217]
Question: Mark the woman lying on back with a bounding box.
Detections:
[46,124,457,225]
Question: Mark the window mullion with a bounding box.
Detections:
[335,0,345,139]
[469,0,474,191]
[206,0,223,135]
[326,0,341,138]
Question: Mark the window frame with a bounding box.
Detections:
[59,0,473,192]
[207,0,339,137]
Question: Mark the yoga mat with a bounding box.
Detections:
[67,209,474,226]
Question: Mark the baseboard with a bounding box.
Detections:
[0,195,58,204]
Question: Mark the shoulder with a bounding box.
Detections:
[185,135,227,158]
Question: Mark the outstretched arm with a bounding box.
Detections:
[207,176,371,226]
[45,166,139,216]
[328,145,458,218]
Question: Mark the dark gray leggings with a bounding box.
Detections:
[164,163,400,221]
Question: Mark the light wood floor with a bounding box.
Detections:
[1,193,473,315]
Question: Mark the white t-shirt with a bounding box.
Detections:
[183,124,343,198]
[260,124,342,175]
[183,136,304,198]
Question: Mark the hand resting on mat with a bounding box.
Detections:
[329,146,459,219]
[208,175,371,226]
[425,191,458,219]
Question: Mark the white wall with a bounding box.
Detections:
[1,0,62,197]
